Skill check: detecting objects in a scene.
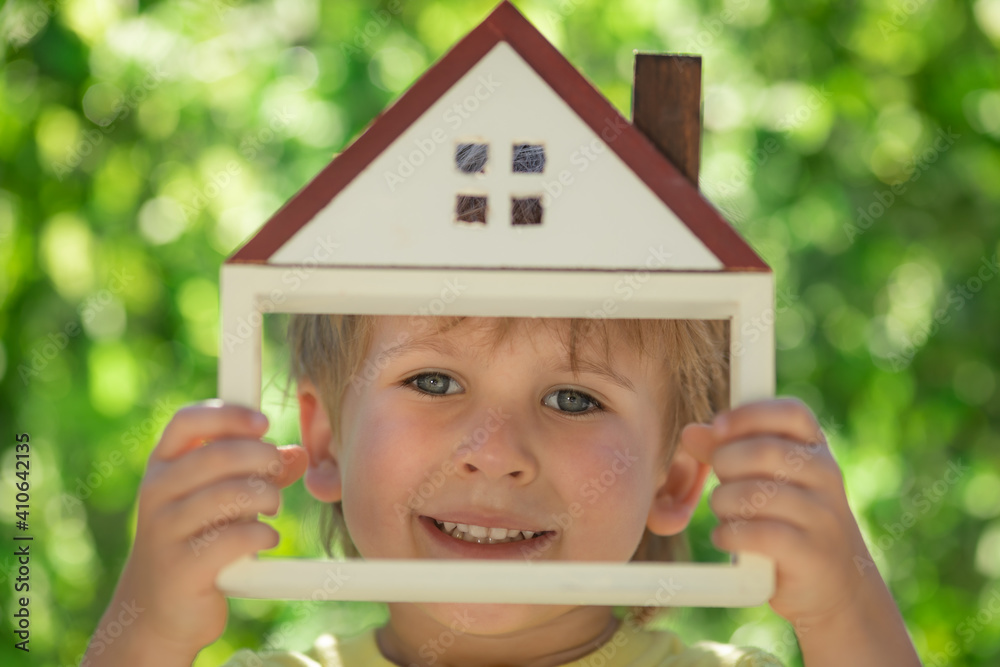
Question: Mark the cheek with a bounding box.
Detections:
[340,398,442,550]
[556,427,653,555]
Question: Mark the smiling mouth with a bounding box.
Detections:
[429,518,555,545]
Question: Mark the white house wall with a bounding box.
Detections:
[270,42,723,271]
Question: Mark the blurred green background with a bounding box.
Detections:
[2,0,999,665]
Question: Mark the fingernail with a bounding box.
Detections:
[253,412,269,428]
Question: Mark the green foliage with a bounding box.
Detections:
[2,0,998,665]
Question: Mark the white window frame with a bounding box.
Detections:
[216,263,775,607]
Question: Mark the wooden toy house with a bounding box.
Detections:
[218,0,774,607]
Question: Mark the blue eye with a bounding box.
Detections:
[542,389,602,415]
[405,372,463,396]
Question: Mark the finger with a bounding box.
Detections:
[153,401,268,462]
[712,436,844,493]
[159,478,282,542]
[710,479,835,533]
[183,520,280,578]
[713,397,826,450]
[271,445,309,488]
[146,438,287,507]
[679,422,718,466]
[711,517,808,562]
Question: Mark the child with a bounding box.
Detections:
[83,315,921,666]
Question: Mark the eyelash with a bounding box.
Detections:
[400,372,604,417]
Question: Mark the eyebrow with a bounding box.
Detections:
[379,336,462,363]
[378,336,636,393]
[545,358,636,393]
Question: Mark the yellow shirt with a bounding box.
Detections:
[223,621,783,666]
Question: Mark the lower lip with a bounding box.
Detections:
[418,516,555,560]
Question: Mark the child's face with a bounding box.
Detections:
[311,316,694,633]
[336,316,672,561]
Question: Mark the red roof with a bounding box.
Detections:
[229,0,767,271]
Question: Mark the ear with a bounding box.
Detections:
[645,440,712,536]
[297,379,343,503]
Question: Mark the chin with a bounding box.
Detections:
[416,601,575,636]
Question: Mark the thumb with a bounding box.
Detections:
[271,445,309,488]
[680,422,718,466]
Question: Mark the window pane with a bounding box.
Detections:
[511,197,542,225]
[456,143,488,173]
[513,144,545,173]
[457,195,487,223]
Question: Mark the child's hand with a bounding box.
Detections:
[87,402,308,665]
[682,397,867,624]
[682,398,920,665]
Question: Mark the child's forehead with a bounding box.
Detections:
[378,315,566,341]
[370,316,656,365]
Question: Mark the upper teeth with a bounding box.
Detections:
[434,520,540,544]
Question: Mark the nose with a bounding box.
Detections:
[452,409,537,484]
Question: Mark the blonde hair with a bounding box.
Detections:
[287,315,729,626]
